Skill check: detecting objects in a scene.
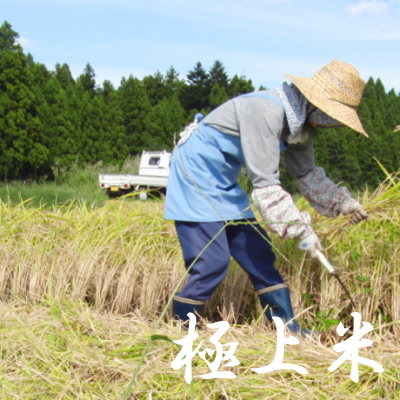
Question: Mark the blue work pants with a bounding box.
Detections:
[175,219,284,301]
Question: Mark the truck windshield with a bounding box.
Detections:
[149,157,160,165]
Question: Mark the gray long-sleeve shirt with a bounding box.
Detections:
[203,90,315,187]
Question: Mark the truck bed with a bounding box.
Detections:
[99,173,168,189]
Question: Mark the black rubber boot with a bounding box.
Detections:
[172,295,206,328]
[257,283,312,338]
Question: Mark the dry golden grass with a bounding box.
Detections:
[0,172,398,399]
[1,175,398,329]
[0,298,398,400]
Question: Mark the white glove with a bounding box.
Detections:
[298,232,323,258]
[348,202,369,225]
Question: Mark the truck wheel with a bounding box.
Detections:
[138,191,148,200]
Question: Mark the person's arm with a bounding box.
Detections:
[252,184,323,258]
[284,139,368,223]
[239,109,318,243]
[297,167,368,223]
[251,185,314,240]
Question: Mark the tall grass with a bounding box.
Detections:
[0,297,398,399]
[0,171,398,399]
[0,199,180,315]
[0,172,398,328]
[0,156,142,209]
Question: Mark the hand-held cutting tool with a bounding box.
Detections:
[316,249,356,309]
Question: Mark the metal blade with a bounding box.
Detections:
[332,272,356,310]
[316,250,356,310]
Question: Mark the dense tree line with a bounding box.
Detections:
[1,21,399,190]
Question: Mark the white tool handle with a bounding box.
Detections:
[315,249,336,274]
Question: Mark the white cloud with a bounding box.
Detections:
[16,36,37,49]
[345,0,389,17]
[92,43,111,49]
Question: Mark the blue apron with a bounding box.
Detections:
[164,92,285,222]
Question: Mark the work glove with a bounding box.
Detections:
[298,232,323,259]
[348,202,369,225]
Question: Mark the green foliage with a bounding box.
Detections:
[0,167,104,208]
[0,19,399,190]
[149,93,186,149]
[311,75,400,190]
[0,21,48,180]
[209,83,229,109]
[76,63,96,98]
[179,61,211,112]
[229,74,255,97]
[208,60,229,96]
[54,62,75,90]
[118,75,153,154]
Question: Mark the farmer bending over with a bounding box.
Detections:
[164,60,369,336]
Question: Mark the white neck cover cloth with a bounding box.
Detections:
[276,84,309,144]
[276,83,342,144]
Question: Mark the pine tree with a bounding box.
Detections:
[149,93,186,149]
[313,129,331,172]
[208,60,229,92]
[38,77,81,172]
[97,80,128,164]
[385,89,400,129]
[164,66,183,98]
[76,63,96,98]
[54,63,75,90]
[78,90,98,163]
[228,74,254,97]
[0,21,48,179]
[64,83,85,166]
[179,61,210,112]
[209,83,229,109]
[28,56,51,91]
[386,90,400,172]
[362,78,379,127]
[118,76,153,154]
[374,78,387,123]
[142,71,165,106]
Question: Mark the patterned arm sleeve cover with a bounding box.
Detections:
[297,167,358,217]
[251,185,314,240]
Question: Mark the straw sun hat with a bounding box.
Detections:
[284,60,368,137]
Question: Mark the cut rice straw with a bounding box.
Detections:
[0,170,398,399]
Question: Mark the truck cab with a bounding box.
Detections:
[98,150,171,199]
[138,150,171,177]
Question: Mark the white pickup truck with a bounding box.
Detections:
[99,150,171,199]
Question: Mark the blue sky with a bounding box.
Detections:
[3,0,400,93]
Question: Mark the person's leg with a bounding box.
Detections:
[256,284,311,337]
[226,220,311,337]
[225,220,283,290]
[173,221,231,322]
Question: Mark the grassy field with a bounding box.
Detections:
[0,180,106,209]
[0,169,398,399]
[0,157,141,209]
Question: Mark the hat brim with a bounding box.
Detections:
[284,73,368,137]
